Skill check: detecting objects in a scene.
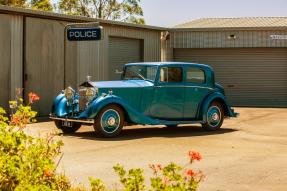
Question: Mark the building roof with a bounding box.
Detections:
[126,62,211,69]
[174,17,287,29]
[0,5,166,31]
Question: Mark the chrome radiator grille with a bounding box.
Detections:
[78,88,88,111]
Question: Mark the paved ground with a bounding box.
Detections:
[27,108,287,191]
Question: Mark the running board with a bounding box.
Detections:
[154,120,204,126]
[50,116,204,126]
[50,117,94,124]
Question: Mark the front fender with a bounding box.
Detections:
[77,95,123,119]
[200,92,237,122]
[51,93,69,117]
[77,95,158,125]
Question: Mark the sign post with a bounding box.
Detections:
[64,23,103,87]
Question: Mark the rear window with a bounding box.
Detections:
[160,67,183,83]
[186,68,205,84]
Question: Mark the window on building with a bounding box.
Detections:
[160,67,183,83]
[186,68,205,84]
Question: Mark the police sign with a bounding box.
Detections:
[67,27,102,41]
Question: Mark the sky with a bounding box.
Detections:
[140,0,287,27]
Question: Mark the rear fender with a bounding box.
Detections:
[199,92,236,122]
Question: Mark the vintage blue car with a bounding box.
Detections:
[50,62,238,137]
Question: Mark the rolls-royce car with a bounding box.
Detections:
[50,62,238,137]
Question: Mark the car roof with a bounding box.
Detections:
[125,62,212,70]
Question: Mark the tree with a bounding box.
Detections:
[58,0,145,24]
[31,0,53,11]
[0,0,53,11]
[0,0,27,8]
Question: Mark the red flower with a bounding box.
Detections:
[188,151,202,162]
[43,169,53,177]
[28,92,40,104]
[149,163,163,175]
[186,169,195,177]
[11,115,21,125]
[149,164,157,174]
[157,164,163,170]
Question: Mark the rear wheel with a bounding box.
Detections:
[94,105,124,137]
[54,120,81,134]
[202,102,224,131]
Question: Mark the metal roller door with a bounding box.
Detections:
[174,48,287,107]
[109,37,143,80]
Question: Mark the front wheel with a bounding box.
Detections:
[54,120,81,134]
[202,102,224,131]
[94,105,125,137]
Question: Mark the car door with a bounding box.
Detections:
[184,67,211,119]
[149,66,185,120]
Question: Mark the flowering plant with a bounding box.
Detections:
[9,89,39,129]
[0,90,70,190]
[99,151,204,191]
[148,151,204,191]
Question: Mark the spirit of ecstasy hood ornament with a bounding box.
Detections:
[86,76,92,82]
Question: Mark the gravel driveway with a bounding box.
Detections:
[27,108,287,191]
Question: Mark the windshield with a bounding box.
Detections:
[123,65,158,82]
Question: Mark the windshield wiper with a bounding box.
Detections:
[128,70,146,80]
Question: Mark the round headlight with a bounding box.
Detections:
[86,88,96,100]
[64,87,74,100]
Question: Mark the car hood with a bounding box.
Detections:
[87,80,154,88]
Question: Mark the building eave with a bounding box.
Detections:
[170,26,287,32]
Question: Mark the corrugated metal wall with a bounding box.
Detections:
[0,14,22,110]
[171,30,287,48]
[174,48,287,107]
[161,29,287,62]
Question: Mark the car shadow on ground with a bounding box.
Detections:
[65,126,237,141]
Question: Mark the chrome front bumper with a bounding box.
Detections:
[49,116,94,124]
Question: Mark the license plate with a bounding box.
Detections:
[62,120,72,127]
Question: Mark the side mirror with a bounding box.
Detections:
[115,69,123,74]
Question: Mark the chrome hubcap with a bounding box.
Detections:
[207,106,221,127]
[107,117,116,126]
[211,113,219,121]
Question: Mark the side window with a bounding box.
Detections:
[160,67,183,83]
[186,68,205,84]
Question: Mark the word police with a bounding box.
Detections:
[67,27,102,41]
